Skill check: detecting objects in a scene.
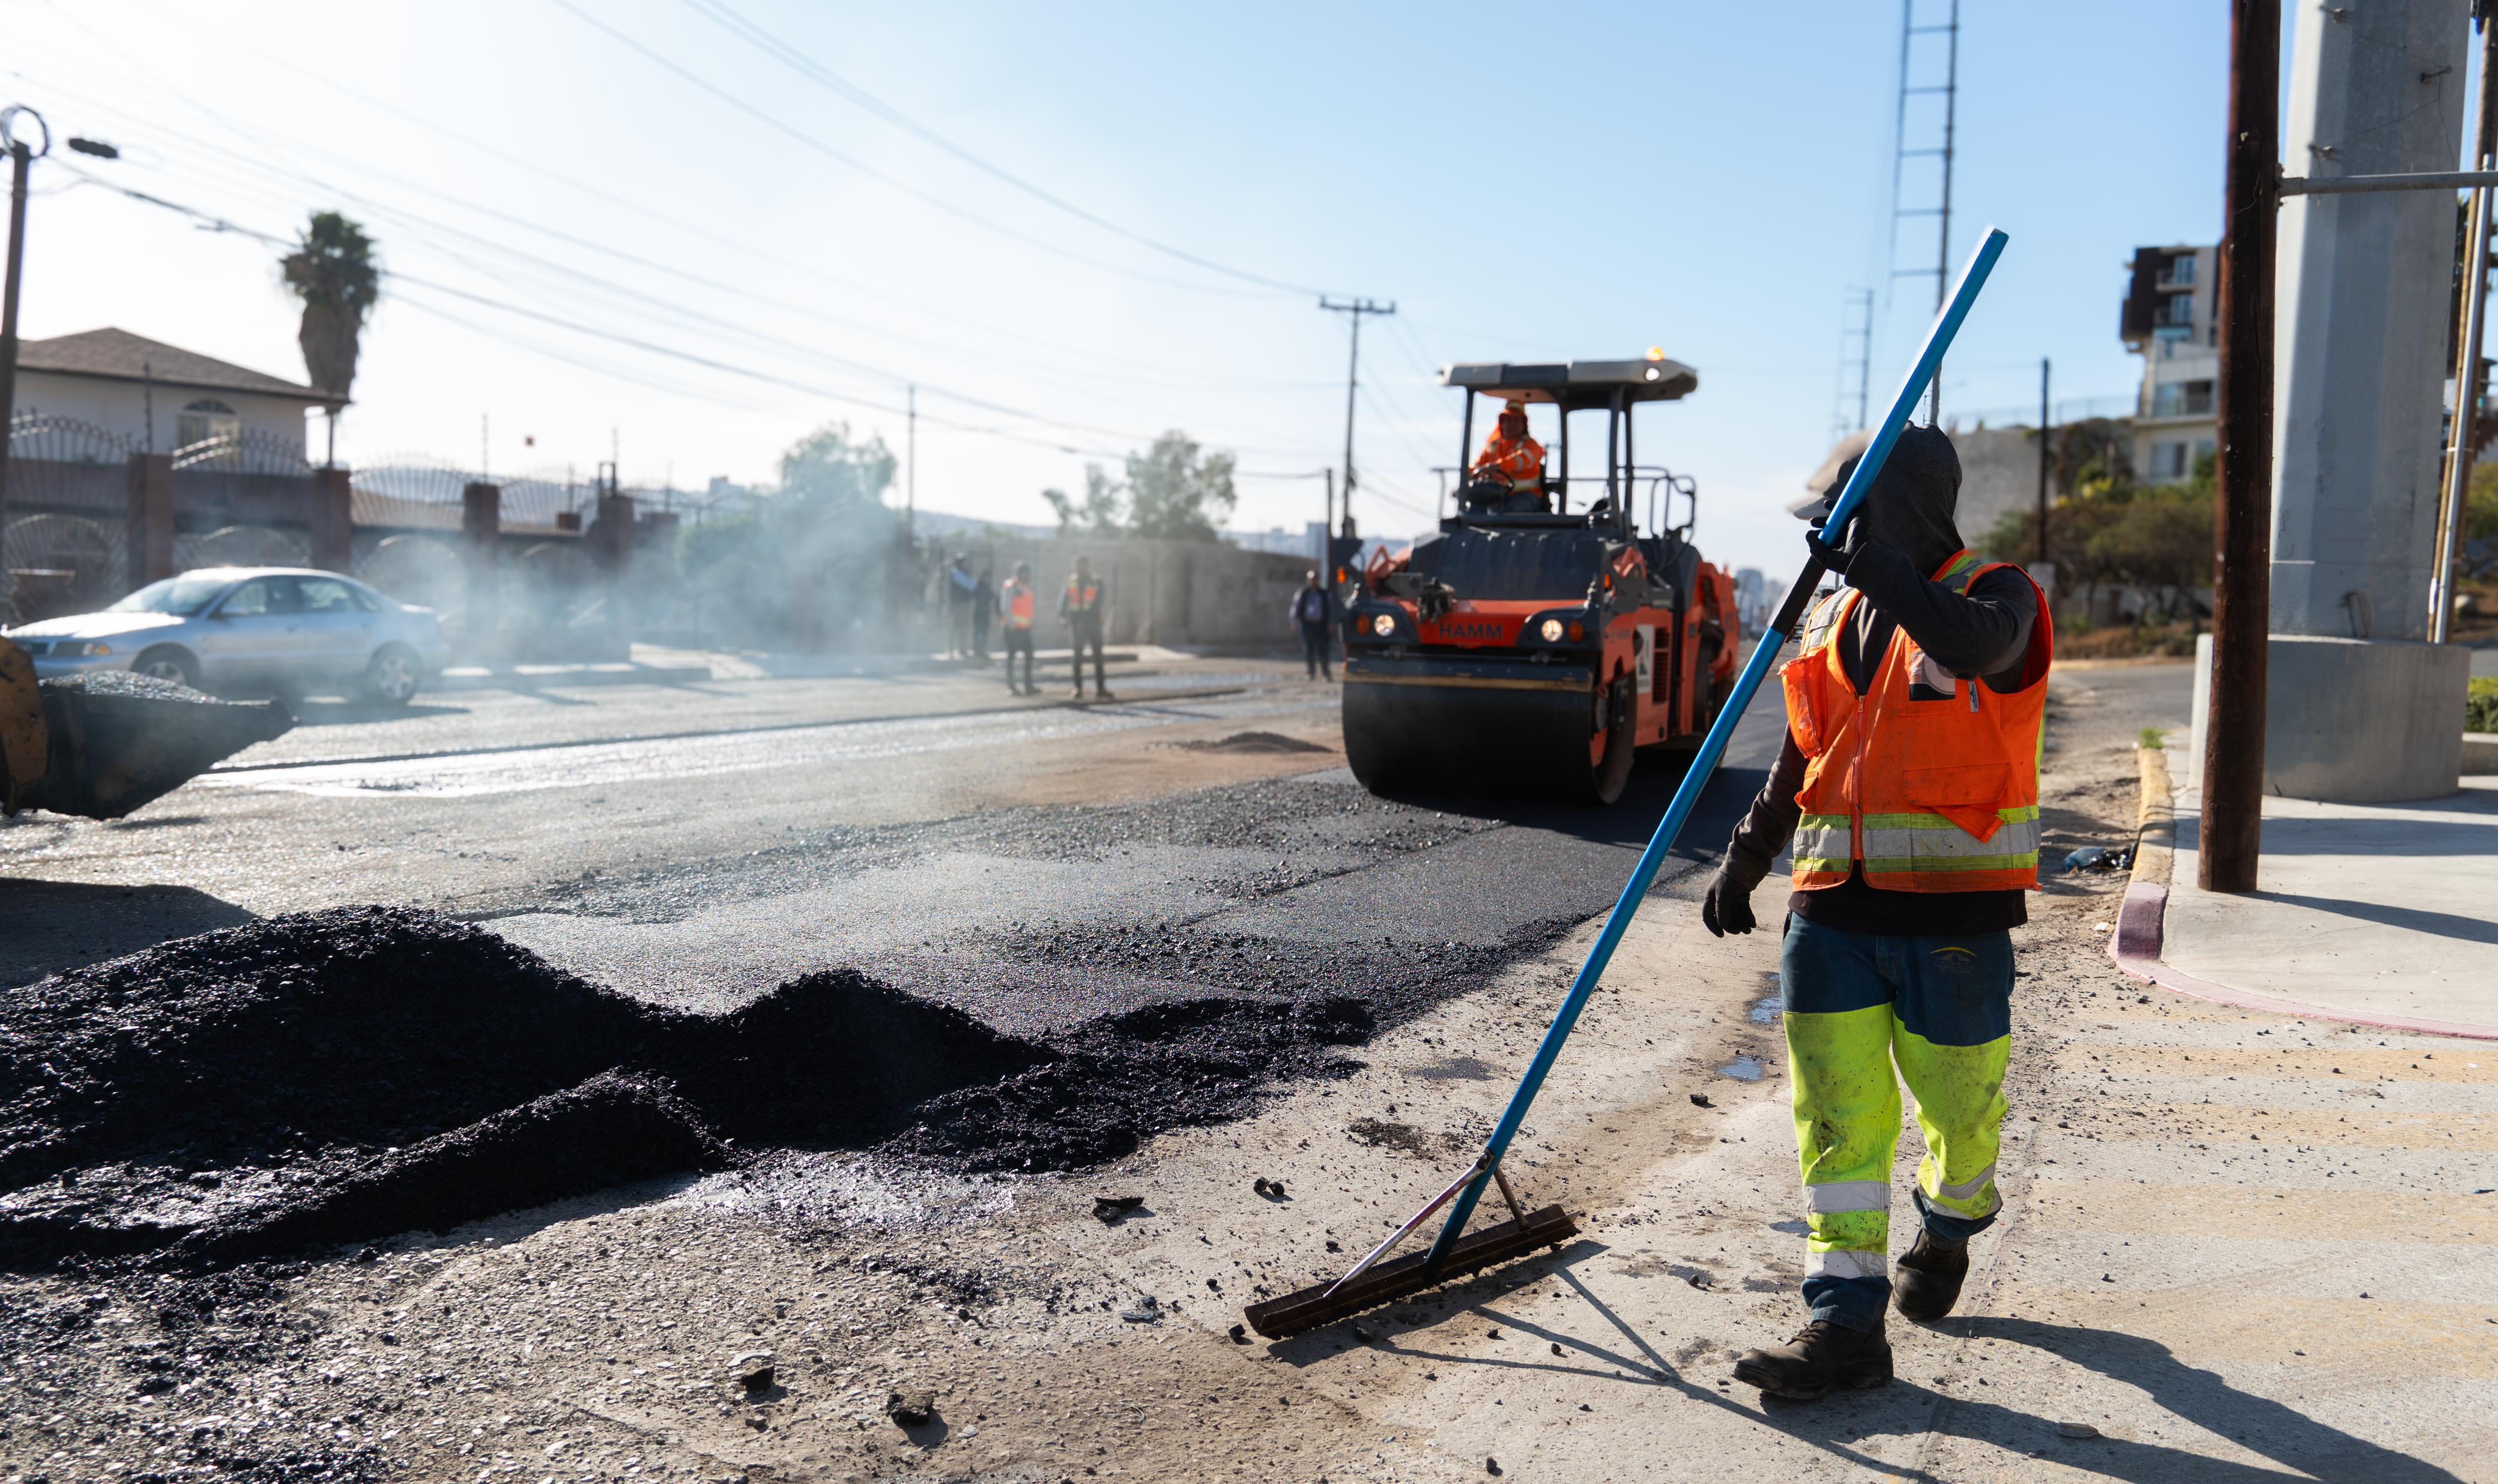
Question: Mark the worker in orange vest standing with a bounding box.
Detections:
[1470,399,1547,512]
[1699,426,2051,1402]
[1060,555,1113,701]
[998,560,1039,696]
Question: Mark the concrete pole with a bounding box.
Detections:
[2239,0,2473,800]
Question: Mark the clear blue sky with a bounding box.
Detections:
[9,1,2270,575]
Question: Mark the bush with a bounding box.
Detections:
[2470,675,2498,734]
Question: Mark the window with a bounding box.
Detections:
[2164,255,2196,287]
[2152,379,2215,417]
[175,399,241,453]
[218,578,299,617]
[2149,441,2192,481]
[108,576,232,616]
[298,578,360,614]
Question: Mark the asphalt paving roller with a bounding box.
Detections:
[0,636,292,819]
[1337,354,1739,805]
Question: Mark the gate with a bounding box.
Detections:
[4,414,135,622]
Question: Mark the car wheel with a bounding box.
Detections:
[359,645,422,707]
[131,646,201,690]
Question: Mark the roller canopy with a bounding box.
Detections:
[1440,357,1699,409]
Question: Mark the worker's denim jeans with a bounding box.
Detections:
[1300,620,1333,678]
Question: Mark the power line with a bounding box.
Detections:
[35,5,1322,393]
[547,0,1278,301]
[676,0,1329,298]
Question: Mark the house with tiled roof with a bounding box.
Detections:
[10,327,337,460]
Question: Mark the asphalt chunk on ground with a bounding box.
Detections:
[0,901,1559,1268]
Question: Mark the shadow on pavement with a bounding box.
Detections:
[2253,890,2498,947]
[0,879,256,988]
[1925,1315,2465,1484]
[282,699,471,727]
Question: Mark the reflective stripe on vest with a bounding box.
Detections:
[1779,550,2053,893]
[1065,579,1101,614]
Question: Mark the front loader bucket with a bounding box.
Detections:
[16,672,291,820]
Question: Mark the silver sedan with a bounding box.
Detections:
[5,567,450,705]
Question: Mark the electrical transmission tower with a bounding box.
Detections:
[1889,0,1959,423]
[1831,286,1875,439]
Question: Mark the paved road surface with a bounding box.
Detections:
[0,656,2191,1028]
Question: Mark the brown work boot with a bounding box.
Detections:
[1894,1229,1970,1323]
[1731,1321,1892,1401]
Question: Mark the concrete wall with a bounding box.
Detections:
[2191,633,2470,801]
[2272,0,2469,642]
[931,534,1316,648]
[1953,425,2045,554]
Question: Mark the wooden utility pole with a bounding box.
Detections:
[1319,297,1394,538]
[2036,357,2051,565]
[0,113,40,614]
[2201,0,2281,894]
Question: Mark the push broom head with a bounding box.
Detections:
[1241,1203,1577,1339]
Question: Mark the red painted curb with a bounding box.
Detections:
[2106,880,2498,1043]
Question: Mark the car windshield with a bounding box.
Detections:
[106,576,233,617]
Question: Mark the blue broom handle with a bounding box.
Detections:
[1423,228,2010,1271]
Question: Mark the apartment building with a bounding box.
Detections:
[2118,244,2219,484]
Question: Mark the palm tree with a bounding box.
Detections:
[279,211,380,463]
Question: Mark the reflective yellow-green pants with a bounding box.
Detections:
[1780,917,2011,1330]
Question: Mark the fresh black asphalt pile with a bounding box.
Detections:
[0,906,1415,1270]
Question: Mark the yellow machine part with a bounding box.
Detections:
[0,636,49,814]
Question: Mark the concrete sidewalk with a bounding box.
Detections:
[2114,746,2498,1040]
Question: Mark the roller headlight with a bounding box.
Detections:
[1370,613,1396,638]
[1538,618,1565,642]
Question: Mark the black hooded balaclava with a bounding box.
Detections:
[1815,423,1965,576]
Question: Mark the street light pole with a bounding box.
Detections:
[2201,0,2281,894]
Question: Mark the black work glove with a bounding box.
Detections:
[1700,866,1757,938]
[1804,520,1853,576]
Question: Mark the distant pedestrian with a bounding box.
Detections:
[998,561,1039,695]
[945,552,976,659]
[1290,569,1335,680]
[971,564,997,662]
[1060,555,1111,699]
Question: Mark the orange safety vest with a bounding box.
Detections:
[1474,433,1545,491]
[1779,550,2054,893]
[1002,579,1035,630]
[1065,578,1102,617]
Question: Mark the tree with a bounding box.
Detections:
[1041,465,1127,537]
[779,421,898,514]
[1123,431,1236,540]
[280,211,381,400]
[1986,451,2214,621]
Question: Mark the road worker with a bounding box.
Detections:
[1289,569,1335,680]
[1699,424,2051,1401]
[999,561,1039,695]
[1471,399,1547,511]
[1060,555,1112,700]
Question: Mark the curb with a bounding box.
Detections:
[2106,745,2498,1043]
